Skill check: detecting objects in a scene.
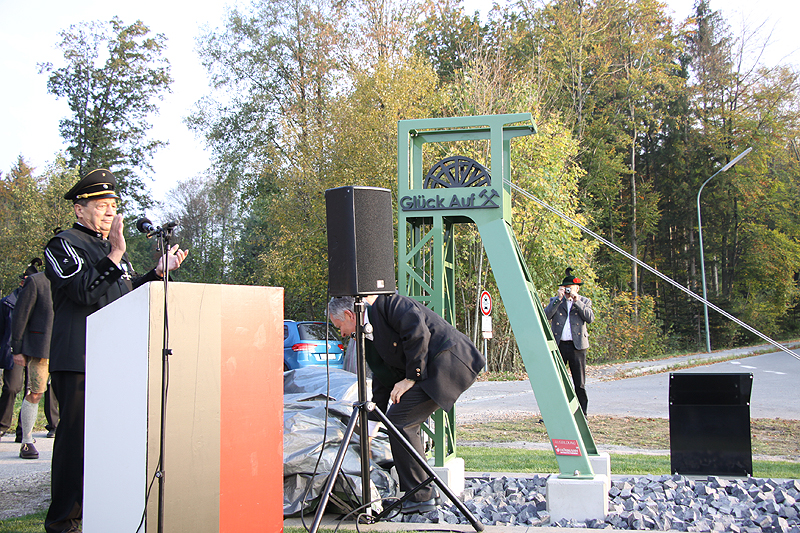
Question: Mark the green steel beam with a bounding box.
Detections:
[396,114,600,477]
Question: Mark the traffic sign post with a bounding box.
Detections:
[479,291,492,372]
[481,315,492,339]
[480,290,492,316]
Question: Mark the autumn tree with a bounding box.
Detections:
[0,156,77,294]
[40,17,172,209]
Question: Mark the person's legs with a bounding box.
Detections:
[384,385,440,502]
[0,364,24,434]
[44,379,59,436]
[20,357,49,457]
[558,341,588,415]
[45,371,85,533]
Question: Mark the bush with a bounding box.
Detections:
[591,292,666,363]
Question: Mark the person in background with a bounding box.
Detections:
[544,268,594,415]
[0,262,34,441]
[328,293,485,514]
[11,266,55,459]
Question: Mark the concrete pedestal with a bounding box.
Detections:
[430,456,465,504]
[589,452,611,492]
[547,474,609,522]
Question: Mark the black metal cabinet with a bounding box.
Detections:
[669,372,753,476]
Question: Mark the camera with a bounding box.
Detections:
[565,287,571,295]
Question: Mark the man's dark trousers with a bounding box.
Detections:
[45,371,85,533]
[385,384,439,502]
[558,339,588,415]
[0,364,24,434]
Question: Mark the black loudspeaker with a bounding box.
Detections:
[325,186,396,297]
[669,372,753,477]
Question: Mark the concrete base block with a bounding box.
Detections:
[429,456,465,504]
[589,452,611,492]
[546,474,609,522]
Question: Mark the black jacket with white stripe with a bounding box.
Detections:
[44,223,160,373]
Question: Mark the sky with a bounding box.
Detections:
[1,0,798,210]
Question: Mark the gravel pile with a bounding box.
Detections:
[392,474,800,532]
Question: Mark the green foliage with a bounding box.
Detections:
[40,17,172,210]
[412,0,485,81]
[0,155,77,295]
[591,292,667,363]
[181,0,800,360]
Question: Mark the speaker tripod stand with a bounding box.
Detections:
[308,297,484,533]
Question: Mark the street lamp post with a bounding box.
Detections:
[696,147,752,353]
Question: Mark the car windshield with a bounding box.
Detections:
[297,322,338,341]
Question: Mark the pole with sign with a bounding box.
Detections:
[480,291,492,338]
[479,291,492,370]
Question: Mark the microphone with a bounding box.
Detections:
[136,218,178,235]
[136,217,157,233]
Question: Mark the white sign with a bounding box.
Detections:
[479,290,492,316]
[481,315,493,339]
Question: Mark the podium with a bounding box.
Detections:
[83,282,284,532]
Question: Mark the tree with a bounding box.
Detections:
[0,155,77,294]
[680,0,800,345]
[160,176,240,284]
[40,17,172,209]
[413,0,485,82]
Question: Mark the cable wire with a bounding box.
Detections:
[506,179,800,362]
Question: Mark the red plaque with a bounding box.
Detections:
[551,438,582,456]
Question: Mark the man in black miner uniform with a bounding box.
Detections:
[44,169,188,533]
[328,294,485,514]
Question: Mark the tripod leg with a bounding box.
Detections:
[308,405,361,533]
[370,404,484,532]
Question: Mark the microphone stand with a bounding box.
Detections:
[152,224,174,533]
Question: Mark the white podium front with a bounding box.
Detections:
[84,282,284,532]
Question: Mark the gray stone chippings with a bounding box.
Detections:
[399,474,800,530]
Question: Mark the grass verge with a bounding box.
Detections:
[458,447,800,479]
[0,511,46,533]
[458,415,800,458]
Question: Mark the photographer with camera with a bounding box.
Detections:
[544,268,594,415]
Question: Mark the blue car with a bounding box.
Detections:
[283,320,345,371]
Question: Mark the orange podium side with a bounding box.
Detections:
[84,282,284,533]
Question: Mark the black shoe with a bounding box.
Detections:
[47,429,56,438]
[20,442,39,459]
[401,497,437,514]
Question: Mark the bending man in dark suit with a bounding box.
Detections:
[544,268,594,415]
[11,269,54,459]
[328,294,485,514]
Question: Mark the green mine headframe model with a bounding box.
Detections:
[397,113,599,478]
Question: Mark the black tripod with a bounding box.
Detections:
[308,297,484,533]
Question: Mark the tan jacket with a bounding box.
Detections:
[544,295,594,350]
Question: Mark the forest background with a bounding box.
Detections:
[2,0,799,371]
